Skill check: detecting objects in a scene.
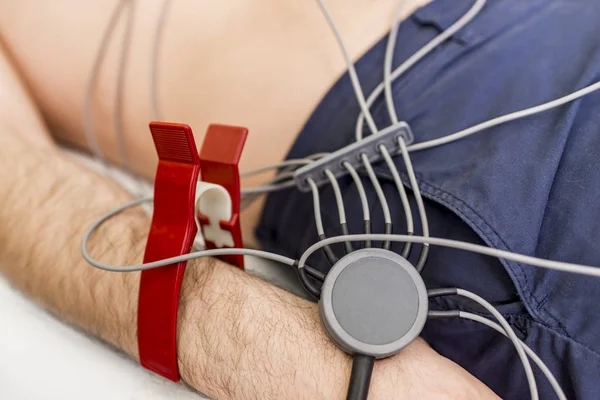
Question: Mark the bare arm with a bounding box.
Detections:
[0,40,497,399]
[0,135,496,400]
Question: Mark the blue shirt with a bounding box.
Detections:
[257,0,600,398]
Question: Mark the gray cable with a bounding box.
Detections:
[83,0,131,164]
[407,79,600,152]
[307,177,338,265]
[315,0,378,135]
[308,177,326,236]
[376,0,600,153]
[296,233,600,278]
[343,162,370,222]
[239,154,329,205]
[398,138,429,272]
[240,158,316,178]
[151,0,173,121]
[459,312,566,400]
[456,289,538,400]
[361,154,391,225]
[240,156,327,210]
[381,2,428,266]
[83,0,145,197]
[382,1,406,127]
[268,171,296,182]
[307,152,331,160]
[343,161,372,248]
[114,0,135,174]
[379,145,413,258]
[325,169,353,254]
[356,0,487,141]
[361,153,392,250]
[240,171,297,211]
[429,310,558,400]
[81,197,297,272]
[430,308,564,400]
[240,180,297,195]
[324,169,348,225]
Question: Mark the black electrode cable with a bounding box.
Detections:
[347,354,375,400]
[295,261,322,300]
[304,266,325,282]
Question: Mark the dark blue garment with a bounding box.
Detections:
[257,0,600,398]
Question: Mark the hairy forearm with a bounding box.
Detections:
[0,131,348,397]
[181,261,500,399]
[0,131,347,397]
[0,132,499,399]
[0,26,499,398]
[0,132,144,354]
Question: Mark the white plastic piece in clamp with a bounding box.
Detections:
[194,181,234,249]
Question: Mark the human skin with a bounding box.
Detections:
[0,1,499,398]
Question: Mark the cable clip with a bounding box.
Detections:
[294,122,413,192]
[197,124,248,269]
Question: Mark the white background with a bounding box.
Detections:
[0,256,303,400]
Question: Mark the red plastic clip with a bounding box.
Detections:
[197,124,248,269]
[138,122,200,382]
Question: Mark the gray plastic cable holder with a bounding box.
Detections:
[294,122,414,192]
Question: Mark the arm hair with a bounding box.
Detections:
[0,40,498,400]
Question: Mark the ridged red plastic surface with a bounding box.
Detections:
[198,124,247,269]
[138,122,201,382]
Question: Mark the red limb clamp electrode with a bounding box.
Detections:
[138,122,247,382]
[138,122,201,381]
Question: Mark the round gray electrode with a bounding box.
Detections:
[319,248,428,358]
